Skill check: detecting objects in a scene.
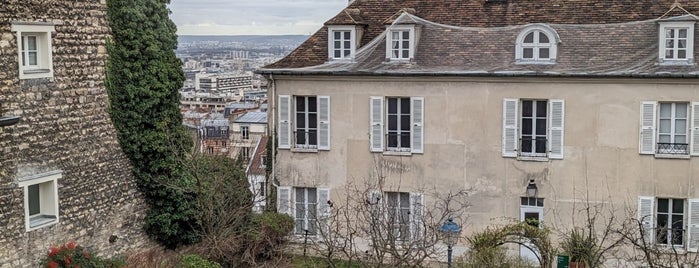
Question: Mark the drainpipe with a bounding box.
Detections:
[0,115,20,127]
[269,74,278,188]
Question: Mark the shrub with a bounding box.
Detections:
[179,254,221,268]
[241,212,294,265]
[40,242,126,268]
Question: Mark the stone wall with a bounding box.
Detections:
[0,1,153,266]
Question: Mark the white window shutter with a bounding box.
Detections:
[411,97,424,154]
[639,101,657,154]
[277,186,292,216]
[410,192,424,241]
[502,98,518,157]
[638,196,655,245]
[370,97,384,152]
[278,95,291,149]
[548,99,565,159]
[317,188,331,237]
[318,96,331,150]
[691,102,699,156]
[688,199,699,252]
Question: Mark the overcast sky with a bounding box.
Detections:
[168,0,349,35]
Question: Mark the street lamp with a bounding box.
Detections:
[526,179,538,198]
[439,218,461,268]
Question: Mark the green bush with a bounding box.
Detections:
[179,254,221,268]
[242,212,294,263]
[40,242,126,268]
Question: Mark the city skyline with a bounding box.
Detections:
[168,0,348,36]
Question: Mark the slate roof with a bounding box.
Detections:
[261,0,699,78]
[247,136,268,176]
[234,112,268,124]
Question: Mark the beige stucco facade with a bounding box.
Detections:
[271,75,699,239]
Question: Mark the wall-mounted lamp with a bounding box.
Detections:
[0,115,20,127]
[526,179,538,198]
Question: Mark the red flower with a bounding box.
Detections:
[48,247,59,257]
[47,261,58,268]
[64,255,72,265]
[83,252,90,259]
[66,241,77,250]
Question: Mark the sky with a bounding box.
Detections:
[168,0,349,36]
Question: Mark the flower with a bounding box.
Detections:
[66,241,77,250]
[83,252,90,259]
[47,261,58,268]
[64,255,72,265]
[48,247,59,257]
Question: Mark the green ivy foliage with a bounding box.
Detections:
[105,0,199,248]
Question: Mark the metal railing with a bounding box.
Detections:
[294,130,318,149]
[657,143,689,155]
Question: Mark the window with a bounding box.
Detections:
[327,26,356,60]
[276,187,330,236]
[638,196,699,251]
[370,96,423,154]
[502,98,565,159]
[259,182,266,197]
[11,23,55,79]
[385,25,415,61]
[278,95,330,151]
[19,170,60,232]
[659,21,695,64]
[639,101,699,156]
[369,191,424,241]
[241,147,250,160]
[515,25,558,63]
[207,147,214,154]
[260,155,266,168]
[386,192,411,241]
[241,126,249,140]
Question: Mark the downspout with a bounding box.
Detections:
[269,73,279,188]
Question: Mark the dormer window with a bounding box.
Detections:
[386,25,415,61]
[658,21,695,65]
[515,25,558,64]
[328,25,356,60]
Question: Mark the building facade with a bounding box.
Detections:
[0,1,151,266]
[259,0,699,261]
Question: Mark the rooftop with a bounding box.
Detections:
[235,112,268,124]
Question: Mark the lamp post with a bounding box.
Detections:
[439,218,461,268]
[526,179,538,198]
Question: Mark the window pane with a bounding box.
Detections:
[524,32,534,43]
[308,113,317,128]
[295,220,304,234]
[676,119,687,134]
[678,40,687,49]
[666,49,674,59]
[523,48,534,59]
[27,36,37,50]
[676,103,688,117]
[344,41,351,50]
[522,119,533,135]
[658,198,669,213]
[388,115,397,131]
[308,97,317,112]
[657,213,668,243]
[392,31,400,40]
[402,50,409,59]
[522,100,533,117]
[334,31,341,39]
[660,103,671,117]
[28,184,40,216]
[679,29,687,38]
[666,29,674,38]
[28,52,38,65]
[521,137,532,153]
[309,130,317,145]
[521,197,528,206]
[536,119,547,135]
[659,119,671,133]
[666,39,674,49]
[400,134,410,148]
[659,134,671,143]
[536,101,547,117]
[296,204,305,219]
[334,50,341,58]
[535,139,546,153]
[388,134,398,148]
[673,199,684,213]
[344,31,351,39]
[308,188,317,203]
[401,114,410,131]
[296,97,305,111]
[402,31,409,39]
[393,40,400,50]
[539,48,550,59]
[343,49,350,57]
[539,32,549,43]
[296,113,305,128]
[676,135,686,144]
[678,50,686,59]
[334,41,341,49]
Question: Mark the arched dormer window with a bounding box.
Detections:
[515,25,559,64]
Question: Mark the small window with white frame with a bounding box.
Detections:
[639,101,699,157]
[369,96,424,154]
[327,25,356,60]
[658,21,695,64]
[11,22,56,79]
[502,98,565,160]
[385,25,415,61]
[277,95,331,151]
[19,170,61,232]
[515,25,558,64]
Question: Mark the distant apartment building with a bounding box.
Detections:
[247,136,269,213]
[201,114,230,156]
[231,112,267,163]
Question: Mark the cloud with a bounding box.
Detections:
[168,0,348,35]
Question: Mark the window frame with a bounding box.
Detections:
[294,187,318,235]
[655,198,686,247]
[515,25,558,64]
[385,97,412,152]
[385,25,415,61]
[370,96,424,154]
[18,170,61,232]
[385,191,411,241]
[327,25,356,61]
[11,23,55,79]
[658,21,695,65]
[294,96,319,149]
[639,101,698,157]
[241,125,250,140]
[278,95,330,151]
[519,99,549,157]
[657,102,689,155]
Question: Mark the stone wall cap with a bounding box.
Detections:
[11,21,62,26]
[17,170,63,182]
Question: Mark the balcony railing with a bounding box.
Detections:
[519,137,547,157]
[294,130,318,149]
[656,143,688,155]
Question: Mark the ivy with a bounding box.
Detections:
[105,0,199,248]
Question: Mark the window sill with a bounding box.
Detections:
[517,155,549,162]
[658,59,695,66]
[515,60,556,65]
[23,68,51,74]
[291,148,318,153]
[383,150,412,156]
[28,215,57,230]
[654,154,690,159]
